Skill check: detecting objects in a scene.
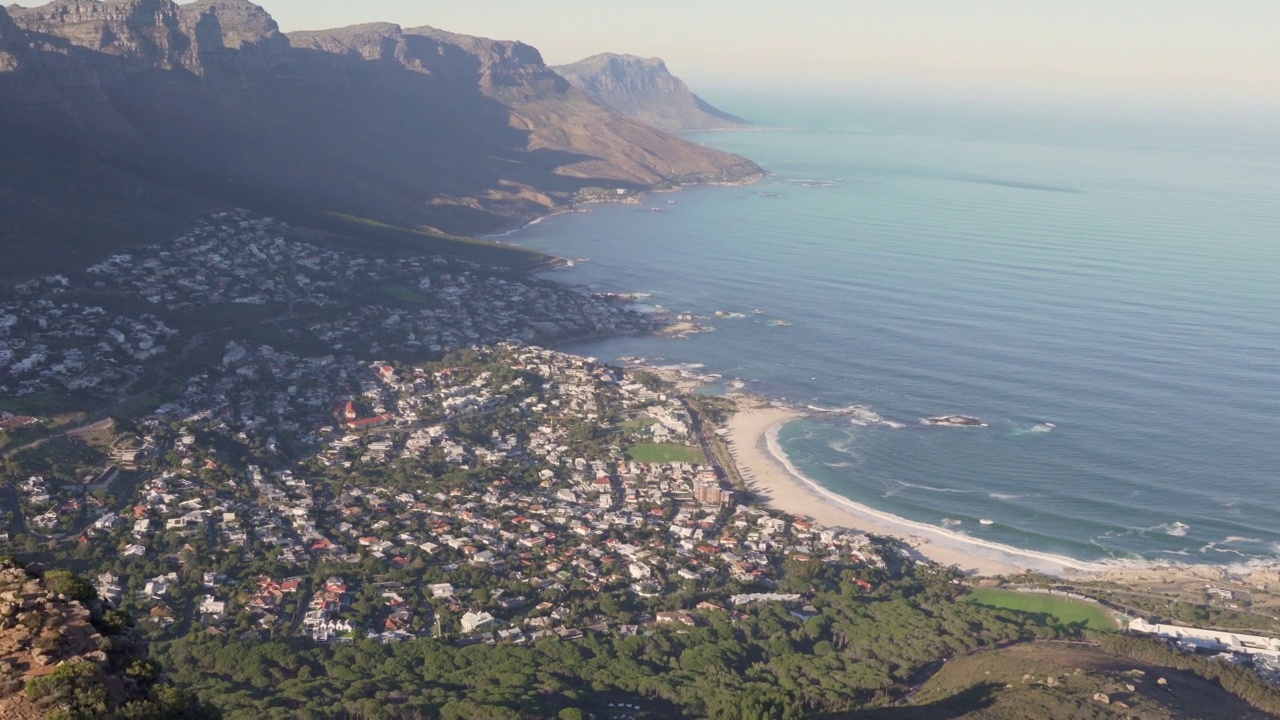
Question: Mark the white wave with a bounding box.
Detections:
[1152,522,1190,537]
[783,178,838,187]
[805,403,903,429]
[849,408,887,427]
[1008,422,1055,436]
[824,461,854,468]
[759,423,1120,576]
[737,412,1280,577]
[806,404,856,413]
[1198,538,1249,556]
[941,518,963,527]
[1222,536,1264,544]
[853,407,904,429]
[989,492,1025,501]
[653,362,705,372]
[826,438,855,455]
[1211,547,1249,557]
[899,482,974,495]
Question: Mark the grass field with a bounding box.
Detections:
[966,588,1116,631]
[382,286,428,303]
[624,443,706,465]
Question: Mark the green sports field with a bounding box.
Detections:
[624,443,707,465]
[965,588,1116,632]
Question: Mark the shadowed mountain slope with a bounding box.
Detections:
[0,0,760,278]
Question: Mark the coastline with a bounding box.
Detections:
[482,173,766,243]
[719,401,1280,592]
[723,402,1110,579]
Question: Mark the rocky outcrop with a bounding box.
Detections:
[0,560,210,719]
[553,53,750,132]
[0,562,125,718]
[0,8,21,71]
[0,1,761,279]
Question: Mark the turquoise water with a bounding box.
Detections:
[509,96,1280,566]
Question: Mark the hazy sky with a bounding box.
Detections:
[251,0,1279,110]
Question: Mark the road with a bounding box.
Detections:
[680,398,729,482]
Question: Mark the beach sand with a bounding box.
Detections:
[722,403,1104,578]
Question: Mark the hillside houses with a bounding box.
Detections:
[43,339,889,646]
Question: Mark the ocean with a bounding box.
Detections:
[506,95,1280,568]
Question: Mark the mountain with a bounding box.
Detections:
[553,53,749,133]
[0,0,761,279]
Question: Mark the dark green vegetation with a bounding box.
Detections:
[151,563,1033,720]
[149,563,1280,719]
[0,0,759,279]
[24,659,211,720]
[965,588,1116,632]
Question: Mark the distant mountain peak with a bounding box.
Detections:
[553,51,749,132]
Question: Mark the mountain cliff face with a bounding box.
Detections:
[0,0,761,278]
[553,53,749,133]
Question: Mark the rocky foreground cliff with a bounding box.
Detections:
[0,0,761,278]
[554,53,750,133]
[0,560,210,718]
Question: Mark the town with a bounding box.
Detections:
[0,211,893,650]
[10,341,890,647]
[6,211,1280,720]
[0,209,655,402]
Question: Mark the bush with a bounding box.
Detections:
[26,661,109,715]
[43,570,97,603]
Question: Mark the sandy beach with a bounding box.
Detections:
[722,403,1106,578]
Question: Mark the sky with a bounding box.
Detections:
[249,0,1280,112]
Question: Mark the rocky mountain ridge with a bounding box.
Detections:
[553,52,750,132]
[0,0,761,279]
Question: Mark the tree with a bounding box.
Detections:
[43,569,97,602]
[26,661,109,716]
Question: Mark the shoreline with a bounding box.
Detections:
[481,173,766,245]
[721,402,1280,585]
[722,404,1098,578]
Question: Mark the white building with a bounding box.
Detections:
[1129,618,1280,660]
[461,611,495,634]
